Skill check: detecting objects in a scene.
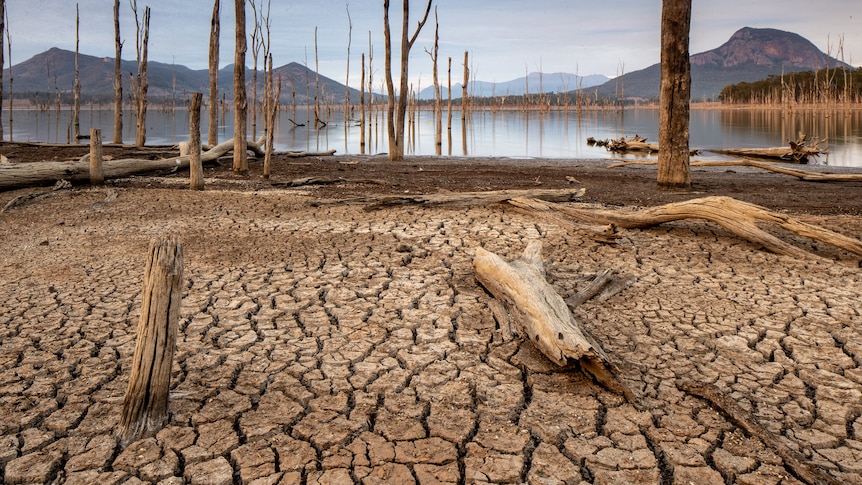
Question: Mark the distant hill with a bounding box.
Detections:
[591,27,851,101]
[1,47,361,104]
[418,72,609,100]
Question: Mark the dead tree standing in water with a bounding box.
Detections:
[233,0,248,174]
[207,0,220,147]
[424,7,442,155]
[113,0,123,144]
[382,0,433,161]
[130,1,150,147]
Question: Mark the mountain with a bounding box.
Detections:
[1,47,361,104]
[591,27,852,101]
[418,72,609,100]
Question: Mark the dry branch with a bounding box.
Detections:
[677,380,841,485]
[712,133,827,163]
[358,188,585,210]
[474,241,636,403]
[510,196,862,260]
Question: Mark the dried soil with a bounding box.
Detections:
[1,143,862,484]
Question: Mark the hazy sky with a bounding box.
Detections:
[7,0,861,88]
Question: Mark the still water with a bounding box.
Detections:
[9,107,862,167]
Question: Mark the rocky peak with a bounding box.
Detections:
[691,27,844,70]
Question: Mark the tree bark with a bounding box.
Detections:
[189,93,204,190]
[112,0,123,145]
[233,0,248,174]
[0,0,5,141]
[89,128,103,186]
[73,5,80,144]
[117,236,183,447]
[383,0,433,162]
[207,0,220,147]
[657,0,692,191]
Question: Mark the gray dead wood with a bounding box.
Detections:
[118,236,183,447]
[677,380,841,485]
[609,158,862,182]
[507,197,619,244]
[711,133,827,163]
[1,180,72,212]
[514,195,862,260]
[359,187,586,210]
[473,241,636,403]
[0,136,264,191]
[284,149,337,158]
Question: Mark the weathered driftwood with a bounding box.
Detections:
[1,180,72,212]
[285,149,337,158]
[607,158,862,182]
[507,197,619,244]
[677,380,841,485]
[712,134,827,163]
[590,134,659,153]
[512,195,862,260]
[473,241,635,403]
[118,236,183,447]
[359,188,586,210]
[0,136,267,191]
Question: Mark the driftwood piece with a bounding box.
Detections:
[118,236,183,447]
[359,188,586,210]
[474,241,635,403]
[677,380,841,485]
[607,158,862,182]
[1,180,72,212]
[507,197,619,244]
[516,196,862,260]
[712,133,827,163]
[0,137,261,191]
[285,149,337,158]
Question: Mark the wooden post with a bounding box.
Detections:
[118,236,184,447]
[89,128,104,186]
[189,93,204,190]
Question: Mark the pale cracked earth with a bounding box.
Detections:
[1,180,861,485]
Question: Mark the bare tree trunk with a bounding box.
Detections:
[359,52,365,154]
[233,0,248,174]
[130,2,150,148]
[0,0,5,141]
[313,26,323,128]
[344,3,352,123]
[112,0,123,144]
[461,51,469,123]
[73,4,81,143]
[425,8,441,155]
[657,0,692,191]
[382,0,433,162]
[249,0,261,140]
[189,93,204,190]
[207,0,220,147]
[447,56,452,155]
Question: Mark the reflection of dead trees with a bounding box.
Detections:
[713,133,827,163]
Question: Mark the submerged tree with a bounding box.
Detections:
[129,0,150,147]
[207,0,219,146]
[113,0,123,144]
[382,0,433,161]
[0,0,6,141]
[424,7,441,155]
[657,0,692,191]
[232,0,248,173]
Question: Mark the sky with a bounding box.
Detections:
[7,0,862,89]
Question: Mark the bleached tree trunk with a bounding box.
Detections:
[359,52,366,154]
[112,0,123,144]
[232,0,248,174]
[344,3,352,123]
[657,0,692,191]
[207,0,219,147]
[461,51,469,123]
[425,8,441,155]
[0,0,6,141]
[73,4,81,144]
[249,0,261,139]
[382,0,433,162]
[130,2,150,148]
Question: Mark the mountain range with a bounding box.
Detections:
[1,27,848,104]
[592,27,851,101]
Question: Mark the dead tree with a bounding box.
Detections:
[657,0,692,190]
[249,0,263,139]
[207,0,220,147]
[233,0,248,174]
[0,0,6,141]
[130,1,150,147]
[72,5,81,143]
[344,2,353,123]
[424,7,441,155]
[383,0,433,161]
[112,0,123,144]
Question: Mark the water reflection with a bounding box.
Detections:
[7,107,862,166]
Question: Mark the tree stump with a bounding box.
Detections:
[118,236,184,447]
[189,93,204,191]
[89,128,104,186]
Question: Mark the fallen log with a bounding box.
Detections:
[0,137,256,191]
[511,195,862,260]
[358,187,586,210]
[285,149,337,158]
[711,133,826,163]
[474,241,636,403]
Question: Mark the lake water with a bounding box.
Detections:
[8,106,862,167]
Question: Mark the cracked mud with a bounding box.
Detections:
[1,152,862,484]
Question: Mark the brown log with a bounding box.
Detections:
[118,236,183,447]
[359,187,585,210]
[473,241,635,403]
[515,195,862,260]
